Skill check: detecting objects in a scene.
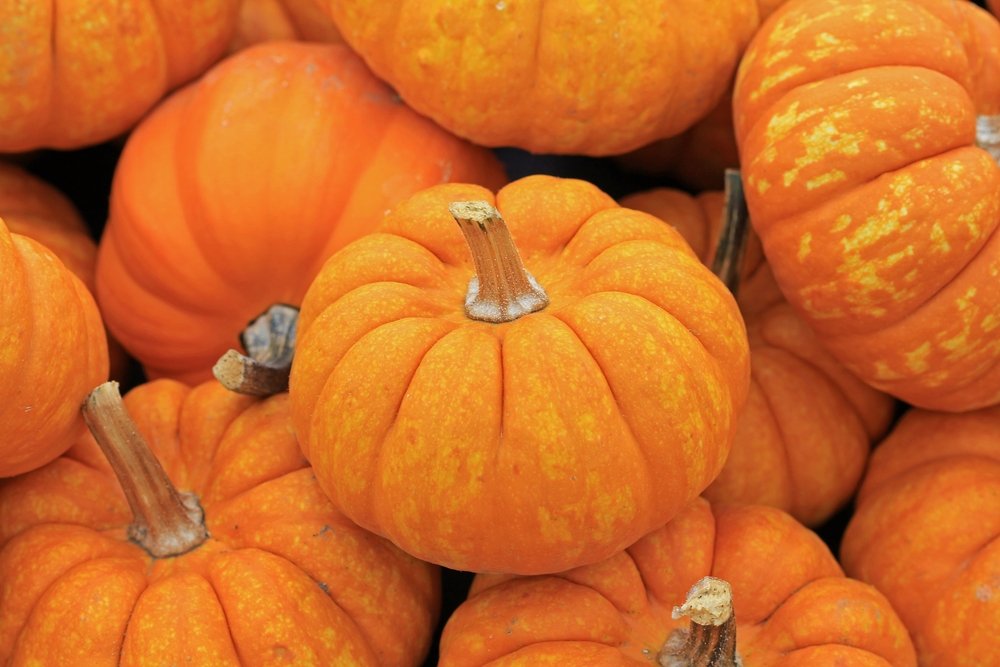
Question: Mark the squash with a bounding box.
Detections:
[621,179,895,526]
[733,0,1000,410]
[439,499,916,665]
[841,405,1000,666]
[0,380,440,665]
[0,0,240,151]
[96,41,507,385]
[320,0,761,155]
[229,0,341,53]
[289,174,750,574]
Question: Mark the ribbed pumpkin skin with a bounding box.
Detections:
[439,500,916,666]
[0,218,108,478]
[289,175,750,575]
[322,0,760,155]
[0,1,239,152]
[229,0,341,53]
[0,380,440,666]
[622,188,895,526]
[96,41,507,385]
[841,406,1000,667]
[733,0,1000,411]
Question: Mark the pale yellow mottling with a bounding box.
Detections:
[840,208,911,255]
[806,31,857,61]
[537,506,574,545]
[782,121,865,187]
[806,169,846,190]
[833,214,853,233]
[756,178,771,195]
[930,223,951,253]
[798,232,812,262]
[763,48,793,68]
[941,288,979,356]
[871,97,897,110]
[982,314,998,332]
[904,341,932,374]
[764,101,823,145]
[874,360,906,381]
[875,140,888,152]
[845,77,870,90]
[884,245,915,269]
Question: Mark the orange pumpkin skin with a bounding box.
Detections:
[229,0,341,53]
[0,218,108,478]
[0,1,239,152]
[321,0,761,156]
[96,41,507,385]
[733,0,1000,411]
[0,380,440,665]
[841,406,1000,666]
[622,188,895,526]
[439,499,917,665]
[289,175,750,575]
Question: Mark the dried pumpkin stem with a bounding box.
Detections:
[82,381,209,558]
[710,169,750,298]
[977,114,1000,165]
[657,576,741,667]
[450,200,549,323]
[213,303,298,396]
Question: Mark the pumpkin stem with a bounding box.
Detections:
[657,576,741,667]
[82,381,209,558]
[213,303,298,396]
[450,200,549,323]
[978,114,1000,165]
[709,169,750,298]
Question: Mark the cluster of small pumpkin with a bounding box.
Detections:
[1,0,998,665]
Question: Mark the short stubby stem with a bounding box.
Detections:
[213,303,299,396]
[978,114,1000,165]
[658,577,740,667]
[82,382,209,558]
[710,169,750,298]
[450,201,549,323]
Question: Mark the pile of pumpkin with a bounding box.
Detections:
[1,0,998,664]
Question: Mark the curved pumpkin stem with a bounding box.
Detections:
[450,200,549,323]
[82,381,209,558]
[709,169,750,298]
[213,303,298,396]
[658,576,741,667]
[978,114,1000,165]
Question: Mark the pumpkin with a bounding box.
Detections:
[289,174,750,575]
[621,181,895,526]
[319,0,761,155]
[732,0,1000,411]
[0,380,440,665]
[438,498,916,665]
[96,41,507,385]
[840,405,1000,666]
[0,217,108,478]
[0,0,240,152]
[229,0,341,54]
[0,162,130,381]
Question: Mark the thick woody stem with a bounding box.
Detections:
[82,382,209,558]
[450,201,549,323]
[978,114,1000,165]
[658,577,740,667]
[710,169,750,298]
[213,303,299,396]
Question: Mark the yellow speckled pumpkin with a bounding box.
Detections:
[733,0,1000,410]
[289,175,750,574]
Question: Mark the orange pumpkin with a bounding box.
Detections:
[841,405,1000,666]
[0,217,108,477]
[289,175,750,575]
[96,41,506,385]
[320,0,761,155]
[439,499,916,665]
[733,0,1000,411]
[0,380,440,665]
[229,0,341,53]
[0,1,240,152]
[621,185,895,526]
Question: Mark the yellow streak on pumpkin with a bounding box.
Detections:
[982,314,999,332]
[782,121,865,187]
[904,342,932,374]
[763,48,793,68]
[797,232,812,262]
[930,223,951,253]
[874,360,905,381]
[755,65,807,102]
[845,77,870,90]
[941,288,979,355]
[806,169,847,190]
[833,214,853,233]
[806,31,857,61]
[764,102,824,145]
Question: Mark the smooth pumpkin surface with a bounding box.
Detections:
[229,0,341,53]
[322,0,761,155]
[0,380,440,665]
[841,406,1000,667]
[733,0,1000,410]
[621,188,895,526]
[0,0,239,151]
[96,41,506,385]
[0,217,108,478]
[439,499,917,665]
[289,175,750,575]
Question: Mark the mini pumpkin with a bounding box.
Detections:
[289,175,750,575]
[841,405,1000,666]
[96,41,506,385]
[439,499,916,665]
[733,0,1000,410]
[0,380,440,665]
[0,0,240,151]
